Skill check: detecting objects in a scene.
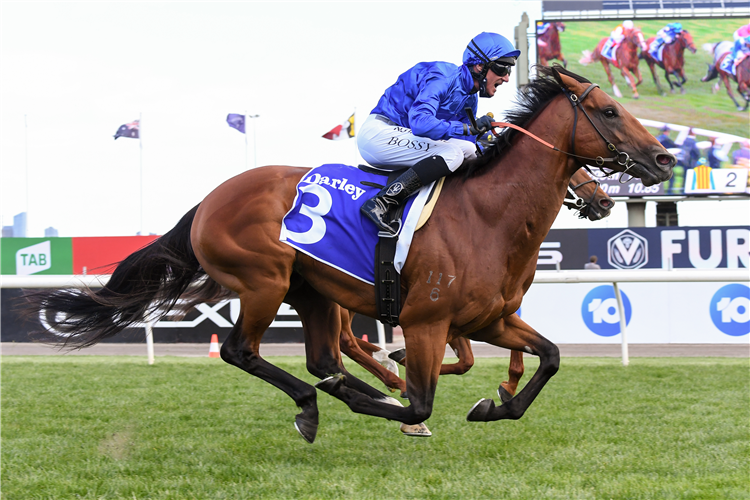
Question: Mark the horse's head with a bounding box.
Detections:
[555,22,566,32]
[551,66,676,186]
[628,29,648,52]
[679,30,697,54]
[564,168,614,220]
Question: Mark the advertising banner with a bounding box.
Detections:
[520,281,748,344]
[0,288,391,344]
[0,237,73,275]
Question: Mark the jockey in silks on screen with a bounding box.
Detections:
[648,22,683,61]
[357,32,519,235]
[537,22,551,48]
[602,20,634,60]
[723,24,750,75]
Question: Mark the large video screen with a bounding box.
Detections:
[535,17,749,198]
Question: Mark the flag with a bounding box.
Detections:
[113,119,139,140]
[322,113,355,140]
[226,113,246,133]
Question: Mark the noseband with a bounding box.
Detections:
[490,82,637,184]
[565,177,602,219]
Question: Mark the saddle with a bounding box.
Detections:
[357,165,445,326]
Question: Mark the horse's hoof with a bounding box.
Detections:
[400,422,432,437]
[633,94,639,99]
[388,348,406,364]
[315,374,345,394]
[497,386,514,404]
[294,415,318,444]
[400,391,408,399]
[466,398,496,422]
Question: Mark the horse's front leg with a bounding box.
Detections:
[440,337,475,375]
[601,60,622,97]
[722,74,743,110]
[499,350,525,403]
[466,314,559,422]
[338,309,405,394]
[664,68,677,93]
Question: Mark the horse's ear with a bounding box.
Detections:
[550,64,565,85]
[556,71,586,95]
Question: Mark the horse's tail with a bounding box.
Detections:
[702,42,717,56]
[25,204,230,348]
[579,50,594,66]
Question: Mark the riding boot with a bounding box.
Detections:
[360,155,452,235]
[360,168,422,234]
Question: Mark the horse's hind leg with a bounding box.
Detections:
[466,314,559,422]
[220,302,320,443]
[286,283,400,406]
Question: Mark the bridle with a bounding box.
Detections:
[564,177,602,219]
[490,81,638,184]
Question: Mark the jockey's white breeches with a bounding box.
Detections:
[357,114,477,172]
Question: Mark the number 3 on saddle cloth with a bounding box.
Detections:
[280,163,441,286]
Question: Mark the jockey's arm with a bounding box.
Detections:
[408,79,475,142]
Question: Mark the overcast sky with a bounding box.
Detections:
[1,1,747,237]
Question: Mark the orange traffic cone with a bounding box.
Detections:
[362,334,368,342]
[208,334,220,358]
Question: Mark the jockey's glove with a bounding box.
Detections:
[467,114,495,135]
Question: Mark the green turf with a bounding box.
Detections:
[2,356,748,499]
[549,18,749,138]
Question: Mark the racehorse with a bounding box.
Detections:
[340,167,616,401]
[28,66,674,444]
[641,30,697,95]
[702,41,750,111]
[581,28,648,98]
[538,22,567,67]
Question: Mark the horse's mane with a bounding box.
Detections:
[460,65,591,179]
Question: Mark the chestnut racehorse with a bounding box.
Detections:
[341,167,616,401]
[29,66,674,443]
[701,41,750,111]
[641,30,697,95]
[538,22,567,67]
[581,28,648,98]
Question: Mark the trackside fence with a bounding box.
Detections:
[3,269,748,366]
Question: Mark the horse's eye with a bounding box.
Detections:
[604,109,617,118]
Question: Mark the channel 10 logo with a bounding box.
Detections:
[710,284,750,337]
[581,286,632,337]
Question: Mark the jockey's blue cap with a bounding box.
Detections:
[670,22,683,32]
[696,157,707,166]
[463,32,521,66]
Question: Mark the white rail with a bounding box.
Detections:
[3,270,748,366]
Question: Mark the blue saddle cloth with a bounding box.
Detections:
[280,164,421,285]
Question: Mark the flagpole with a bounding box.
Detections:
[24,114,29,236]
[139,112,143,235]
[244,110,249,171]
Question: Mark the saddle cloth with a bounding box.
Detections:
[648,40,665,63]
[279,164,442,285]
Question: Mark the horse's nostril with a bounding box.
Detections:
[600,199,612,208]
[656,154,673,166]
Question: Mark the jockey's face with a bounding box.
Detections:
[473,64,510,97]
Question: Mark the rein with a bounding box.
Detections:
[490,82,637,184]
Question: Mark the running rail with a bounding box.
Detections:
[3,269,749,366]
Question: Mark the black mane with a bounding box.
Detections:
[460,65,591,178]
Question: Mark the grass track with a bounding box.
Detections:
[2,356,749,499]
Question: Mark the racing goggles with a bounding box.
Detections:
[488,62,512,77]
[487,56,516,77]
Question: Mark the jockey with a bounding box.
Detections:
[649,22,683,60]
[537,22,551,48]
[357,32,520,234]
[602,20,634,60]
[729,24,750,73]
